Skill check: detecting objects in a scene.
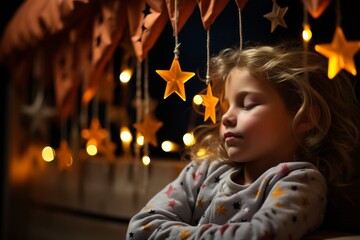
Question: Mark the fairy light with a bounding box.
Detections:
[119,69,132,83]
[86,139,98,156]
[161,141,178,152]
[302,24,312,42]
[193,95,203,105]
[142,155,151,166]
[42,146,55,162]
[183,132,195,146]
[137,135,144,146]
[120,127,133,143]
[196,148,206,157]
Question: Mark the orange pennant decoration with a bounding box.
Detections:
[315,26,360,79]
[234,0,248,10]
[165,0,196,35]
[156,57,195,101]
[302,0,331,19]
[200,84,219,123]
[127,0,168,62]
[197,0,230,30]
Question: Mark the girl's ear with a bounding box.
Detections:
[295,106,320,134]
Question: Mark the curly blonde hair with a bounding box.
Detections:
[187,44,360,187]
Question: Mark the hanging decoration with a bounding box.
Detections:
[165,0,196,36]
[302,0,331,19]
[81,118,108,148]
[0,0,89,58]
[200,83,219,123]
[134,113,163,148]
[56,139,73,171]
[53,30,80,119]
[315,26,360,79]
[127,0,168,62]
[197,0,230,30]
[263,0,288,33]
[21,82,56,136]
[82,1,127,105]
[156,0,195,101]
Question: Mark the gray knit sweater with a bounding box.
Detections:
[126,159,327,240]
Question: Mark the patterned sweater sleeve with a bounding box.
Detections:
[167,163,327,240]
[126,159,221,240]
[126,161,327,240]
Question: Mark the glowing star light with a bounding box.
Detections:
[263,0,288,33]
[199,84,219,123]
[156,57,195,101]
[133,113,163,147]
[315,26,360,79]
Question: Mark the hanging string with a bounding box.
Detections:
[206,29,210,85]
[92,91,99,120]
[135,60,143,160]
[335,0,341,26]
[142,57,150,193]
[174,0,180,59]
[238,8,243,50]
[302,1,309,81]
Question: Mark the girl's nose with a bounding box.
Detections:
[221,111,236,127]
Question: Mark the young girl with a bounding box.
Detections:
[126,45,360,240]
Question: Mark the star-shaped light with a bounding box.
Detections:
[133,113,163,147]
[199,84,219,123]
[315,26,360,79]
[156,57,195,101]
[263,0,288,33]
[81,118,108,143]
[56,140,73,171]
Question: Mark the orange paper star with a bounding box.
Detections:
[56,140,73,171]
[263,0,288,33]
[199,84,219,123]
[156,57,195,101]
[133,113,163,147]
[81,118,108,143]
[315,26,360,79]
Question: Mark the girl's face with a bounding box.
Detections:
[219,68,300,170]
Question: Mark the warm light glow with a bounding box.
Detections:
[196,148,207,157]
[119,69,132,83]
[142,155,151,166]
[86,139,98,156]
[137,135,144,146]
[86,144,97,156]
[120,127,133,143]
[193,95,203,105]
[302,24,312,42]
[183,132,195,146]
[42,146,55,162]
[161,141,178,152]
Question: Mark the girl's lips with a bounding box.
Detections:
[223,132,242,142]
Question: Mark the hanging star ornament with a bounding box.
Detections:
[199,84,219,123]
[315,26,360,79]
[81,118,108,144]
[56,139,73,171]
[263,0,288,33]
[156,57,195,101]
[133,113,163,147]
[21,84,56,135]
